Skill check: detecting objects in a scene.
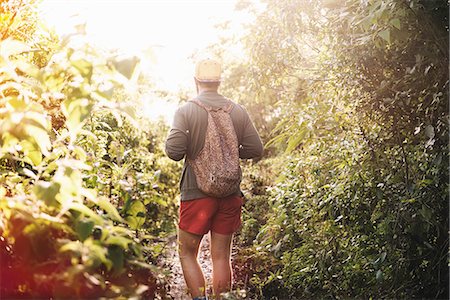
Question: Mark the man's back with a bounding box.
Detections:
[165,90,263,201]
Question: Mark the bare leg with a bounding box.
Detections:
[210,232,233,297]
[178,229,206,298]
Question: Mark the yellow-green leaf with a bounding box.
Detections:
[60,240,83,253]
[67,202,103,224]
[125,200,146,230]
[21,140,42,166]
[98,197,124,222]
[34,181,60,207]
[378,29,391,43]
[71,59,93,79]
[390,18,401,30]
[62,98,93,133]
[24,126,50,156]
[105,236,132,249]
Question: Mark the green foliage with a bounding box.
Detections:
[0,6,173,296]
[231,0,448,299]
[80,111,180,235]
[1,0,448,298]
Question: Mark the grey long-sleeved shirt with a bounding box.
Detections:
[165,90,263,201]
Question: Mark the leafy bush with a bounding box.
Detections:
[231,0,448,299]
[0,28,172,297]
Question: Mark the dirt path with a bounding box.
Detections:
[164,234,213,299]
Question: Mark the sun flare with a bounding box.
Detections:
[38,0,253,122]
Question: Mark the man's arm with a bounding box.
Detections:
[239,109,263,160]
[165,107,188,161]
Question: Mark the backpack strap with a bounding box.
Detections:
[189,99,210,111]
[189,99,234,113]
[222,102,234,113]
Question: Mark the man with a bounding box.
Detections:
[165,58,263,300]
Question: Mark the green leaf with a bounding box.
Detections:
[75,219,95,241]
[80,188,97,202]
[125,200,146,230]
[60,240,83,254]
[112,56,140,79]
[24,123,51,157]
[84,240,112,270]
[71,59,93,79]
[285,123,307,153]
[26,149,42,166]
[67,202,103,224]
[378,29,391,43]
[21,140,42,166]
[34,181,61,207]
[390,18,401,30]
[105,236,132,249]
[108,246,124,274]
[98,197,124,222]
[62,98,94,133]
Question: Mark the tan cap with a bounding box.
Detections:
[195,58,221,82]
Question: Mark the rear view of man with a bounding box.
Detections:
[165,58,263,299]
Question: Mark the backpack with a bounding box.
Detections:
[187,99,241,198]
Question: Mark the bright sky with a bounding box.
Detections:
[39,0,254,122]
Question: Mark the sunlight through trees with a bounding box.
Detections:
[0,0,448,298]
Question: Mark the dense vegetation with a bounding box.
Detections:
[226,0,449,299]
[0,1,180,297]
[0,0,448,299]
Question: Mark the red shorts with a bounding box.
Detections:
[178,195,243,235]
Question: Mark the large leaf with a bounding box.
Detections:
[378,29,391,43]
[105,235,132,250]
[98,197,124,222]
[67,202,103,224]
[25,125,51,157]
[390,18,401,30]
[112,56,140,79]
[62,98,94,133]
[75,219,95,241]
[34,181,61,207]
[20,140,42,166]
[125,200,146,230]
[60,240,83,254]
[71,59,93,79]
[285,122,308,153]
[84,240,112,270]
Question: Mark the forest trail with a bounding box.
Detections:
[164,234,213,299]
[2,1,447,299]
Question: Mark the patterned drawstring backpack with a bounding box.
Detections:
[187,99,241,198]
